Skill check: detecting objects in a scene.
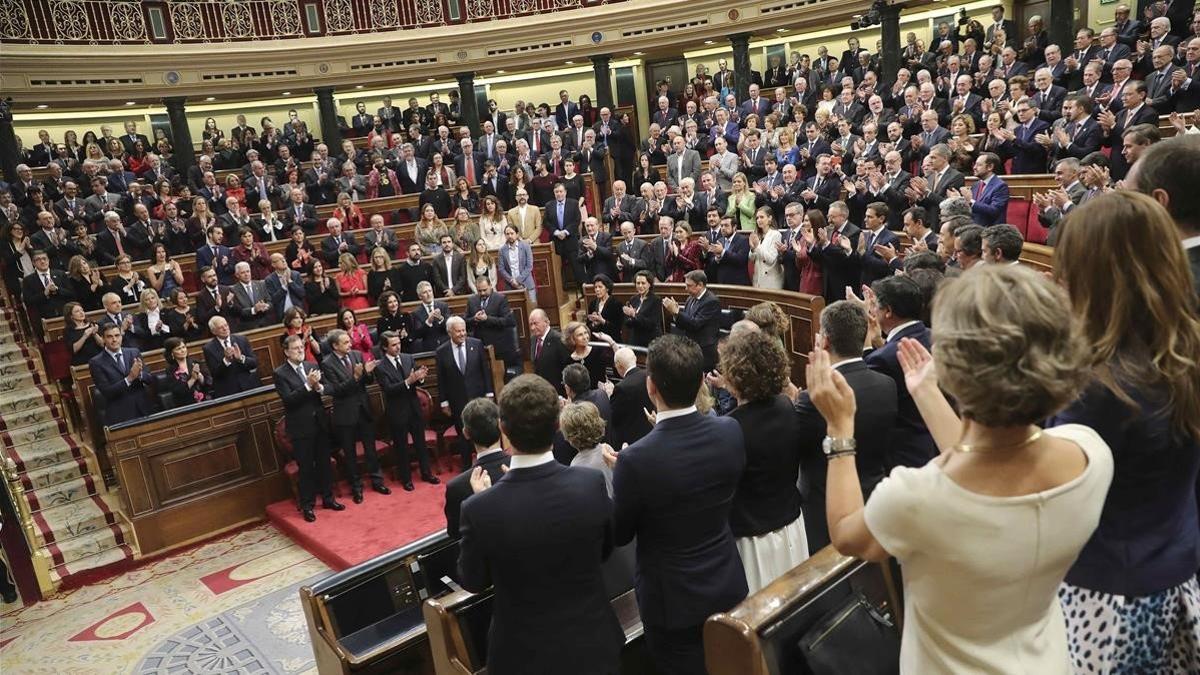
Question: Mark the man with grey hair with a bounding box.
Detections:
[203,314,260,398]
[321,327,390,502]
[915,144,965,225]
[229,260,273,329]
[435,314,495,467]
[597,346,654,449]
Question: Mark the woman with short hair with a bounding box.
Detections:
[807,264,1113,673]
[161,336,212,407]
[135,288,171,351]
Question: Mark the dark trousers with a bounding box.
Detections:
[642,622,707,675]
[291,433,333,508]
[559,241,587,291]
[388,412,432,482]
[334,418,382,488]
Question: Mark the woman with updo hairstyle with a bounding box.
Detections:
[720,329,807,594]
[744,301,789,349]
[804,264,1113,673]
[1048,189,1200,672]
[561,401,614,495]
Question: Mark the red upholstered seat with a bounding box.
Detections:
[42,341,72,381]
[274,418,341,500]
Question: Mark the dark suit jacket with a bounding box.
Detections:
[264,270,306,320]
[203,334,260,398]
[444,450,510,539]
[88,347,153,425]
[196,243,235,285]
[804,174,842,212]
[866,322,937,469]
[283,203,319,234]
[609,367,654,450]
[970,176,1012,226]
[321,350,375,427]
[431,251,469,296]
[858,227,902,287]
[465,292,516,358]
[795,360,897,551]
[410,300,452,352]
[531,328,572,395]
[727,395,805,538]
[453,152,486,185]
[613,411,748,629]
[672,290,721,349]
[543,198,582,256]
[21,269,73,318]
[579,231,616,282]
[1103,104,1158,179]
[374,351,423,421]
[434,337,494,414]
[709,232,751,286]
[813,223,861,304]
[1010,120,1052,174]
[459,460,624,674]
[273,360,328,438]
[623,293,663,347]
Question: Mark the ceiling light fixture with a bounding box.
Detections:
[125,101,136,105]
[36,104,48,109]
[205,96,216,101]
[281,91,291,96]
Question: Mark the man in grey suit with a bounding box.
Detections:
[363,214,399,257]
[229,261,274,329]
[614,220,651,283]
[264,253,306,320]
[709,137,740,192]
[432,234,469,296]
[665,135,702,190]
[601,180,639,231]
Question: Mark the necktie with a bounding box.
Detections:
[295,363,305,381]
[41,272,50,287]
[342,354,352,372]
[534,336,543,360]
[114,352,124,371]
[115,232,125,257]
[246,283,254,304]
[456,344,466,372]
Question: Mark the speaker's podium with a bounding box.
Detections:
[704,546,905,675]
[423,585,649,674]
[300,531,462,674]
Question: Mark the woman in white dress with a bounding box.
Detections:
[806,264,1113,674]
[749,206,784,290]
[477,195,508,251]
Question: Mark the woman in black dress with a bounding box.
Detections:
[375,290,414,352]
[107,255,147,306]
[304,258,341,316]
[134,288,171,352]
[366,247,398,305]
[285,226,317,274]
[163,288,205,342]
[67,254,107,311]
[586,275,624,340]
[62,301,103,366]
[160,337,213,408]
[631,152,660,191]
[561,320,611,389]
[622,270,663,347]
[528,157,557,206]
[559,157,586,203]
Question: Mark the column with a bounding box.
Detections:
[455,72,481,138]
[1049,0,1073,51]
[729,32,753,104]
[163,97,195,177]
[313,86,341,149]
[591,54,614,109]
[879,4,902,84]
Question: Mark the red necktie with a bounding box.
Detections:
[464,156,475,186]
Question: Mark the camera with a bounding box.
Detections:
[850,0,888,30]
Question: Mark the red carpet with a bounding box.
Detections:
[266,469,458,571]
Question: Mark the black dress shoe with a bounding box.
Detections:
[421,474,441,485]
[352,489,364,504]
[302,508,317,523]
[402,481,415,492]
[371,482,391,495]
[322,498,345,511]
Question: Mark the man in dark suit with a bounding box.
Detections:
[275,335,342,522]
[602,180,639,231]
[544,183,587,292]
[603,347,654,450]
[918,145,966,224]
[815,201,862,304]
[431,234,469,297]
[282,189,319,234]
[264,253,306,320]
[375,330,436,491]
[1126,134,1200,296]
[228,262,274,330]
[202,316,260,398]
[411,280,452,352]
[1101,81,1159,180]
[986,5,1018,49]
[664,270,722,372]
[321,329,390,503]
[966,153,1012,227]
[453,139,485,186]
[615,221,651,283]
[554,90,580,130]
[318,218,361,267]
[465,276,517,369]
[194,266,231,333]
[865,276,937,469]
[435,317,495,468]
[528,309,571,395]
[1009,100,1052,174]
[444,398,509,538]
[800,155,842,214]
[857,202,902,288]
[396,143,429,195]
[88,323,153,425]
[578,217,616,283]
[795,301,897,551]
[458,375,623,675]
[195,224,236,286]
[706,216,751,286]
[21,251,73,320]
[608,335,747,674]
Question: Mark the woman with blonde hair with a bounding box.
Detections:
[135,287,171,351]
[449,207,480,252]
[366,246,396,304]
[1049,191,1200,673]
[336,251,370,311]
[806,264,1113,673]
[721,330,808,593]
[724,172,756,231]
[947,113,978,173]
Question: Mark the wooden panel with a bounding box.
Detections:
[153,439,249,501]
[118,456,154,515]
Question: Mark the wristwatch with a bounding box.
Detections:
[822,436,857,458]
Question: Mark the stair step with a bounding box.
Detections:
[2,418,70,452]
[25,473,99,513]
[0,384,56,414]
[20,455,92,492]
[5,434,83,473]
[49,543,135,587]
[30,492,121,548]
[0,363,44,396]
[44,521,131,568]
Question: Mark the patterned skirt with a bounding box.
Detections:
[1058,577,1200,674]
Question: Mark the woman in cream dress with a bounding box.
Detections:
[749,206,784,290]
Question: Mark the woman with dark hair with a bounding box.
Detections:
[559,158,586,203]
[337,307,374,359]
[0,222,34,303]
[631,152,659,190]
[63,301,103,366]
[304,258,340,316]
[610,112,637,185]
[163,287,204,341]
[585,275,624,338]
[202,117,224,143]
[795,208,826,297]
[108,255,147,305]
[451,177,480,214]
[127,140,150,177]
[160,337,212,408]
[529,157,557,206]
[145,242,184,297]
[665,222,705,283]
[578,94,598,127]
[285,226,316,274]
[231,227,270,281]
[622,270,663,347]
[506,165,530,207]
[282,306,322,362]
[721,330,808,593]
[375,290,413,352]
[67,254,106,311]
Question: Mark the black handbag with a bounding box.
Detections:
[797,593,901,675]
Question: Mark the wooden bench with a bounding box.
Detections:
[704,545,904,675]
[76,290,528,476]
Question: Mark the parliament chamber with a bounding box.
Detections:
[1,0,1199,673]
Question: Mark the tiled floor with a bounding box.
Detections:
[0,524,330,674]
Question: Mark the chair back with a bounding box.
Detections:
[415,386,433,424]
[273,417,295,461]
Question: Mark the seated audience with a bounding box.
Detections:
[159,337,212,408]
[808,265,1112,673]
[720,330,808,593]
